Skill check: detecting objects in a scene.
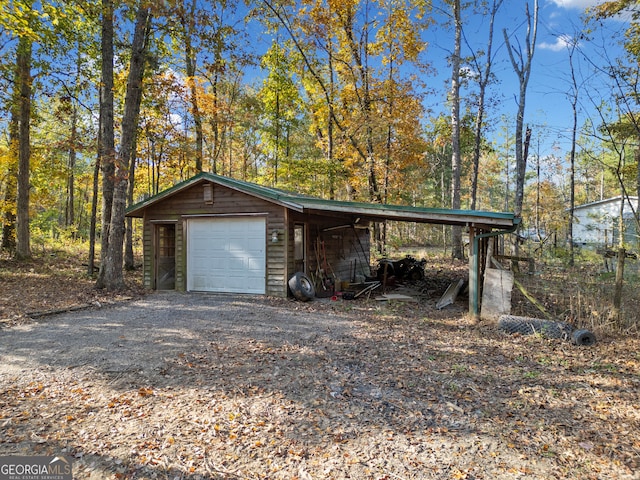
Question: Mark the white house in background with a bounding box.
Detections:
[573,196,639,246]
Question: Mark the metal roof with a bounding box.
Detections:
[572,196,639,211]
[126,172,518,229]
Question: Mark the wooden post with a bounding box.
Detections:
[468,225,477,319]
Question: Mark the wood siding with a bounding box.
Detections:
[141,180,287,297]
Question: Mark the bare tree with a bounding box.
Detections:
[450,0,463,259]
[566,34,580,266]
[467,0,503,211]
[503,0,538,218]
[180,0,203,172]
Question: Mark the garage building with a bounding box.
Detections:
[126,172,518,316]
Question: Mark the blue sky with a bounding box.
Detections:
[422,0,629,157]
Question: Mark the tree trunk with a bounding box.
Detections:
[96,0,116,288]
[101,5,152,290]
[16,34,33,260]
[209,65,221,174]
[636,148,640,254]
[182,0,203,172]
[274,81,280,185]
[124,124,140,270]
[66,101,78,229]
[88,138,100,276]
[450,0,463,260]
[1,106,18,252]
[535,139,541,240]
[503,0,538,218]
[470,0,503,211]
[568,40,579,266]
[613,185,627,323]
[636,148,640,205]
[613,247,625,321]
[327,35,336,200]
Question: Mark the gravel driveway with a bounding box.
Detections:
[1,292,352,384]
[0,292,637,479]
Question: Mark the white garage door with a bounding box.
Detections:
[187,217,266,294]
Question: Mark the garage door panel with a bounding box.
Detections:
[247,257,263,271]
[187,217,266,294]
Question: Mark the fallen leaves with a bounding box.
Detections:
[1,252,639,478]
[0,250,145,325]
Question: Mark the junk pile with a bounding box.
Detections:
[376,255,426,283]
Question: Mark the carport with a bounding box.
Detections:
[287,197,520,318]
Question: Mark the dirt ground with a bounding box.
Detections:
[0,253,639,479]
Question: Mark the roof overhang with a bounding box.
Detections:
[126,172,518,231]
[126,173,305,218]
[295,200,518,229]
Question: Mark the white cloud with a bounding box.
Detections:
[547,0,605,9]
[539,34,576,51]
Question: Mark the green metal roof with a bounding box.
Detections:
[126,172,518,229]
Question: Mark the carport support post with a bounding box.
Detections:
[469,226,478,320]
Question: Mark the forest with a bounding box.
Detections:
[0,1,639,302]
[3,3,640,478]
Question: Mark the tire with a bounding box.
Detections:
[572,329,596,346]
[288,272,315,301]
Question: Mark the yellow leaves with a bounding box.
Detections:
[591,0,634,20]
[28,382,44,394]
[138,387,154,397]
[451,469,470,480]
[108,396,132,408]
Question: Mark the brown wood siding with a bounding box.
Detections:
[142,213,153,289]
[141,181,288,297]
[266,213,287,296]
[175,221,185,290]
[284,209,296,289]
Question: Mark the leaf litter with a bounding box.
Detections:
[0,274,638,478]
